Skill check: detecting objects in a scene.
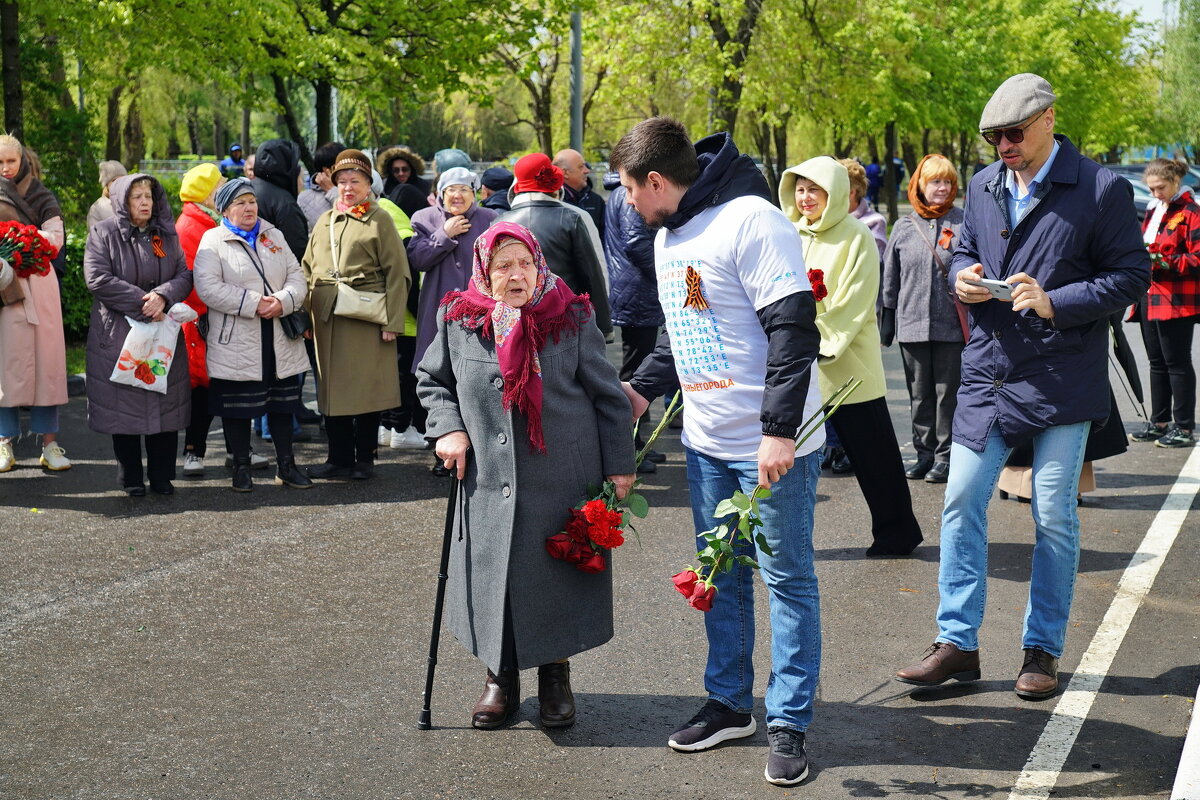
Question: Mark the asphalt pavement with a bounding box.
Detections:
[1,339,1197,800]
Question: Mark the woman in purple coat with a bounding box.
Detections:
[407,166,497,473]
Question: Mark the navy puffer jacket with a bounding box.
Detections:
[603,172,663,328]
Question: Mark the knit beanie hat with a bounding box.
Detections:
[437,166,478,195]
[214,178,254,213]
[98,160,128,189]
[513,153,563,194]
[332,149,372,180]
[180,163,223,203]
[433,148,472,175]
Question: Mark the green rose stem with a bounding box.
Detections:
[687,377,863,592]
[634,391,683,468]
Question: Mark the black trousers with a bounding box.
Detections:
[899,340,963,463]
[113,431,178,488]
[829,397,923,549]
[324,412,381,466]
[1141,314,1198,430]
[381,337,426,433]
[184,385,214,457]
[224,413,294,461]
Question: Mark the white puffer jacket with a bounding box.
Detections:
[193,221,310,382]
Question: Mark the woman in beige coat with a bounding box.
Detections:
[0,134,70,473]
[194,178,312,491]
[301,149,411,480]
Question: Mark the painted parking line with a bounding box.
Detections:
[1008,445,1200,800]
[1172,684,1200,800]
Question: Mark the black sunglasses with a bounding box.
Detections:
[981,109,1046,147]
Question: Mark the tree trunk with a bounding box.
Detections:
[315,79,332,147]
[186,104,201,154]
[270,71,314,171]
[773,113,789,194]
[534,85,553,155]
[884,121,898,225]
[867,135,879,163]
[901,139,918,178]
[1,2,22,139]
[123,94,145,168]
[920,128,932,158]
[958,131,971,184]
[166,119,181,159]
[105,87,123,160]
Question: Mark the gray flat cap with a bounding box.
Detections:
[979,73,1056,131]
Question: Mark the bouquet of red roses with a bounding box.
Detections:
[671,377,861,612]
[1147,241,1172,273]
[545,394,681,573]
[0,221,56,279]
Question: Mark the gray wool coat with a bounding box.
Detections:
[416,304,635,673]
[83,174,193,435]
[881,207,966,343]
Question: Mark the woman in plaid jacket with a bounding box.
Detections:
[1133,158,1200,448]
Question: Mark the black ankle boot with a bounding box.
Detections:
[231,456,253,492]
[275,457,313,489]
[537,661,576,728]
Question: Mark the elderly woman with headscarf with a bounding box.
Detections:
[193,179,312,491]
[0,134,70,473]
[84,174,193,495]
[417,221,635,730]
[880,154,967,484]
[300,149,411,480]
[780,156,923,557]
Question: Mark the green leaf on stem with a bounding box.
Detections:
[713,498,740,518]
[626,492,649,518]
[734,554,760,568]
[754,532,775,558]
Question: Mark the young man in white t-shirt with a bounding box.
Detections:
[611,117,824,788]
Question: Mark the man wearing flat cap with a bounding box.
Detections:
[894,73,1149,700]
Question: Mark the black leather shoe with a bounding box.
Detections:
[296,408,323,424]
[924,462,950,483]
[905,459,933,479]
[537,661,576,728]
[231,456,253,492]
[124,484,146,497]
[307,462,354,480]
[149,481,175,496]
[350,462,374,480]
[275,457,313,489]
[830,448,853,474]
[636,459,657,475]
[472,669,520,729]
[644,448,667,464]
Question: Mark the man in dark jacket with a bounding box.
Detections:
[251,139,309,262]
[496,152,612,334]
[479,166,513,212]
[895,74,1150,701]
[554,149,605,242]
[613,118,824,787]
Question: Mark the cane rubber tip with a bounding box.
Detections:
[417,712,432,730]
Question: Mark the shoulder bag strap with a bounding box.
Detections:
[235,238,276,295]
[909,211,950,280]
[328,214,341,279]
[909,212,970,343]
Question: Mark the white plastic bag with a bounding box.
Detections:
[109,303,198,394]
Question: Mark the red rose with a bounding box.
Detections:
[807,269,828,302]
[672,569,701,598]
[576,550,606,573]
[1148,242,1161,254]
[545,532,575,561]
[589,523,624,549]
[688,582,716,612]
[582,498,610,525]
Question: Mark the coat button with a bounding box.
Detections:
[993,330,1001,339]
[497,433,507,444]
[993,379,1004,389]
[493,377,503,389]
[502,485,511,498]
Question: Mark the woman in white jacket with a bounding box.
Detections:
[194,178,312,491]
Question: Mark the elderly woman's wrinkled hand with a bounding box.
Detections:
[435,430,472,480]
[607,473,635,501]
[443,215,471,239]
[141,291,167,321]
[257,296,284,319]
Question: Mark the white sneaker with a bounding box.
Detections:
[40,443,72,471]
[392,426,426,449]
[0,439,13,472]
[225,450,270,469]
[183,453,205,477]
[378,425,393,447]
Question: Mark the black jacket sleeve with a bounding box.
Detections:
[628,328,677,401]
[757,291,820,438]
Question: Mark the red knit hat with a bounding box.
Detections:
[513,153,563,194]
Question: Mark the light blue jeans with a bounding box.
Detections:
[936,421,1089,658]
[685,447,822,731]
[0,406,59,438]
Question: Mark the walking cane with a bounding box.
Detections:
[417,474,460,730]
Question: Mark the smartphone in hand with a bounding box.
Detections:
[977,278,1014,301]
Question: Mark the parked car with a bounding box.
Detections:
[1104,163,1200,191]
[1126,177,1152,222]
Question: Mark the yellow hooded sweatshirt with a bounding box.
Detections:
[779,156,886,402]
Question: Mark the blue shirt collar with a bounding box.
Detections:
[1004,139,1060,200]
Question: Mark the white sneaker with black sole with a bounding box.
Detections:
[667,698,756,752]
[225,451,270,470]
[182,453,205,477]
[391,425,426,449]
[764,725,809,786]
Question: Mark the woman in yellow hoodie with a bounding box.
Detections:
[780,156,922,556]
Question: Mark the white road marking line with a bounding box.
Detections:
[1172,685,1200,799]
[1008,445,1200,799]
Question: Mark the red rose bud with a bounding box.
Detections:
[576,550,606,573]
[688,582,716,612]
[672,569,701,598]
[545,532,575,561]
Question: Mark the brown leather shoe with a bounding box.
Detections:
[537,661,576,728]
[895,642,981,686]
[1015,648,1060,700]
[471,669,520,729]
